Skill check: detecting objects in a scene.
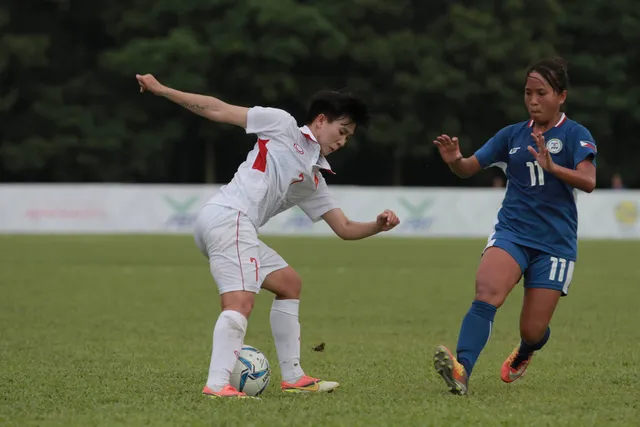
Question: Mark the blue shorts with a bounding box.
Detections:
[484,239,576,296]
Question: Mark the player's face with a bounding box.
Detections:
[315,115,356,156]
[524,72,567,124]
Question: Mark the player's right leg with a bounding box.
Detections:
[434,240,525,395]
[501,288,558,383]
[258,242,339,393]
[194,205,262,399]
[501,251,569,383]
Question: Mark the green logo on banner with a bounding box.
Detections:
[397,197,434,230]
[164,196,200,228]
[165,196,199,213]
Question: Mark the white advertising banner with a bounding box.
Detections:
[0,184,638,239]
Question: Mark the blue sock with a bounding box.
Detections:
[456,300,497,376]
[519,326,551,354]
[511,327,551,367]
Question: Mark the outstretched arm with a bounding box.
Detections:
[322,208,400,240]
[136,74,248,127]
[448,156,483,178]
[433,135,482,178]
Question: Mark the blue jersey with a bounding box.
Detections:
[475,114,597,260]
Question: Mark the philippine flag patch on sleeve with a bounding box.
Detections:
[580,141,597,152]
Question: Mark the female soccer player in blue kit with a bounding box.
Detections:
[432,57,597,395]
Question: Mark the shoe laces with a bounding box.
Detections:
[509,349,530,370]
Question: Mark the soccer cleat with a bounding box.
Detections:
[433,345,469,395]
[281,375,340,393]
[501,346,533,383]
[202,384,251,399]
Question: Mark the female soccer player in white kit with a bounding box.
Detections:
[136,74,401,398]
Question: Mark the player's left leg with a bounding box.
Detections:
[501,252,573,383]
[258,241,339,393]
[194,206,261,398]
[434,241,526,395]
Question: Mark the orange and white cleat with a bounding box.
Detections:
[281,375,340,393]
[202,384,251,399]
[501,346,533,383]
[433,345,469,395]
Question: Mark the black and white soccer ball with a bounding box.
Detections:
[229,345,271,396]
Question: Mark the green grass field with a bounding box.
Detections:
[1,235,639,426]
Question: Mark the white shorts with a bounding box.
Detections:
[193,205,288,295]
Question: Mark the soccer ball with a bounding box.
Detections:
[229,345,271,396]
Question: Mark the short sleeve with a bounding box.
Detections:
[245,107,296,137]
[298,174,338,223]
[474,125,512,169]
[570,125,597,168]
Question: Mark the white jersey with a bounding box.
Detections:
[205,106,338,228]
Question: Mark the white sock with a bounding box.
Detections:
[206,310,248,391]
[270,299,305,383]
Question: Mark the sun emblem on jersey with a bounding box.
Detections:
[546,138,563,154]
[294,143,304,155]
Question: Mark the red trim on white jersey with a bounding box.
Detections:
[300,125,318,143]
[299,126,336,175]
[251,138,269,172]
[235,212,245,291]
[249,257,259,283]
[301,131,316,143]
[291,173,304,184]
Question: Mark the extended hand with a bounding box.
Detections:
[528,132,556,172]
[433,135,463,165]
[376,210,400,231]
[136,74,166,95]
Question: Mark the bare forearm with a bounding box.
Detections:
[549,164,596,193]
[339,220,381,240]
[448,157,480,178]
[322,207,399,240]
[158,87,227,120]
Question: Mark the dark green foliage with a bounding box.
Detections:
[1,1,638,187]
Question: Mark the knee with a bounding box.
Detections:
[221,291,255,319]
[262,267,303,299]
[277,270,302,300]
[474,275,507,308]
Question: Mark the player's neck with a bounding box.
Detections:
[532,112,563,133]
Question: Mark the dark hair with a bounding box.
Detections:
[526,57,569,93]
[304,90,370,128]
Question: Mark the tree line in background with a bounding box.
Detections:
[1,0,639,188]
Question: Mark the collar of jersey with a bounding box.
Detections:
[299,126,335,175]
[527,112,567,128]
